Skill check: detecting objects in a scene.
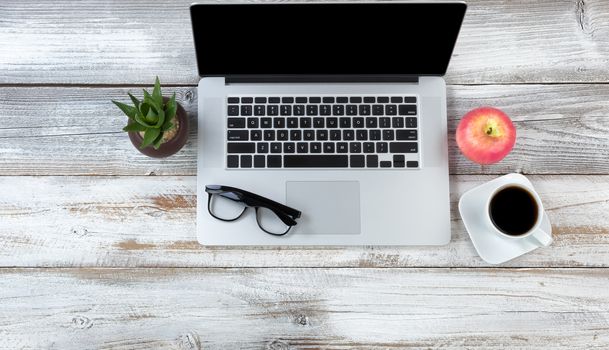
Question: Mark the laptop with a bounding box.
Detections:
[191,2,467,245]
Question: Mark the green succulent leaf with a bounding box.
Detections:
[141,127,161,149]
[128,93,140,110]
[122,122,147,132]
[164,92,177,121]
[161,122,174,132]
[152,76,163,106]
[135,103,155,127]
[112,100,136,119]
[152,132,164,149]
[154,108,165,129]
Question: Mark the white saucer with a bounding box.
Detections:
[458,173,552,264]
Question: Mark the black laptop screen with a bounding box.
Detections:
[190,3,466,77]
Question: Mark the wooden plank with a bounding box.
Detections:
[0,0,608,84]
[1,268,608,349]
[1,175,608,268]
[2,84,609,176]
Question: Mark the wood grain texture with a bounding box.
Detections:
[1,175,608,268]
[1,268,608,349]
[1,0,609,85]
[2,84,609,175]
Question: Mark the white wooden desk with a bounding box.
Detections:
[1,1,609,348]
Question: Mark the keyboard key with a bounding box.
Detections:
[227,118,245,128]
[320,105,331,115]
[228,105,239,116]
[353,117,364,128]
[379,117,391,128]
[376,142,388,153]
[366,155,379,167]
[340,117,351,128]
[386,105,397,115]
[337,97,348,103]
[377,97,389,103]
[356,130,368,140]
[390,142,418,153]
[309,97,321,103]
[322,97,335,103]
[333,105,344,115]
[404,97,417,103]
[284,142,295,153]
[396,129,417,140]
[363,142,375,153]
[247,117,259,128]
[337,142,348,153]
[264,130,275,141]
[391,97,403,103]
[257,142,268,153]
[303,129,315,140]
[280,105,292,116]
[359,105,371,115]
[407,161,419,168]
[254,97,267,103]
[366,117,377,128]
[346,105,358,115]
[254,105,265,116]
[310,142,322,153]
[227,130,248,141]
[261,117,272,128]
[227,97,239,104]
[297,142,308,153]
[271,142,282,153]
[277,130,288,141]
[250,130,262,141]
[313,118,325,128]
[268,155,282,168]
[327,117,338,128]
[406,117,417,128]
[294,105,305,116]
[267,105,278,116]
[254,155,265,168]
[350,155,365,167]
[380,161,392,168]
[350,96,362,103]
[241,105,252,116]
[240,155,252,168]
[282,97,294,103]
[392,117,404,128]
[343,129,355,140]
[287,117,298,128]
[300,117,312,128]
[323,142,335,153]
[274,118,286,128]
[268,97,280,103]
[363,96,375,103]
[241,97,253,104]
[284,155,348,168]
[369,129,381,140]
[383,130,395,140]
[227,155,238,168]
[373,105,384,115]
[350,142,361,153]
[316,130,328,140]
[393,155,405,168]
[228,142,255,153]
[330,130,341,140]
[399,105,417,115]
[290,130,302,141]
[295,97,307,103]
[306,105,318,116]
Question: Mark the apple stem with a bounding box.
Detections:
[484,120,501,138]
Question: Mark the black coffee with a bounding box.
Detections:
[489,186,538,236]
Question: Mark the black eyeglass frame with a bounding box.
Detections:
[205,185,302,236]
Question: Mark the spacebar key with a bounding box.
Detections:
[284,155,348,168]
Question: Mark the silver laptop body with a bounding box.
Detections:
[191,2,467,245]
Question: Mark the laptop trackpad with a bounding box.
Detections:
[286,181,360,235]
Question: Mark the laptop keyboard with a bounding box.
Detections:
[226,95,420,169]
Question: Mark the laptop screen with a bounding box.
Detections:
[190,3,467,77]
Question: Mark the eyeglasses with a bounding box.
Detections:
[204,185,302,236]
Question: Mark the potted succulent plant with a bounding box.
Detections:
[112,77,188,158]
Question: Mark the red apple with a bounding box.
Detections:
[456,107,516,165]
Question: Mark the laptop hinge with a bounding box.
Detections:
[225,75,419,84]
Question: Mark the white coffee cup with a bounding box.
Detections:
[484,181,552,247]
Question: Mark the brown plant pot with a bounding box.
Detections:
[128,98,189,158]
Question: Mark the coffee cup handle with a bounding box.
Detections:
[530,228,553,247]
